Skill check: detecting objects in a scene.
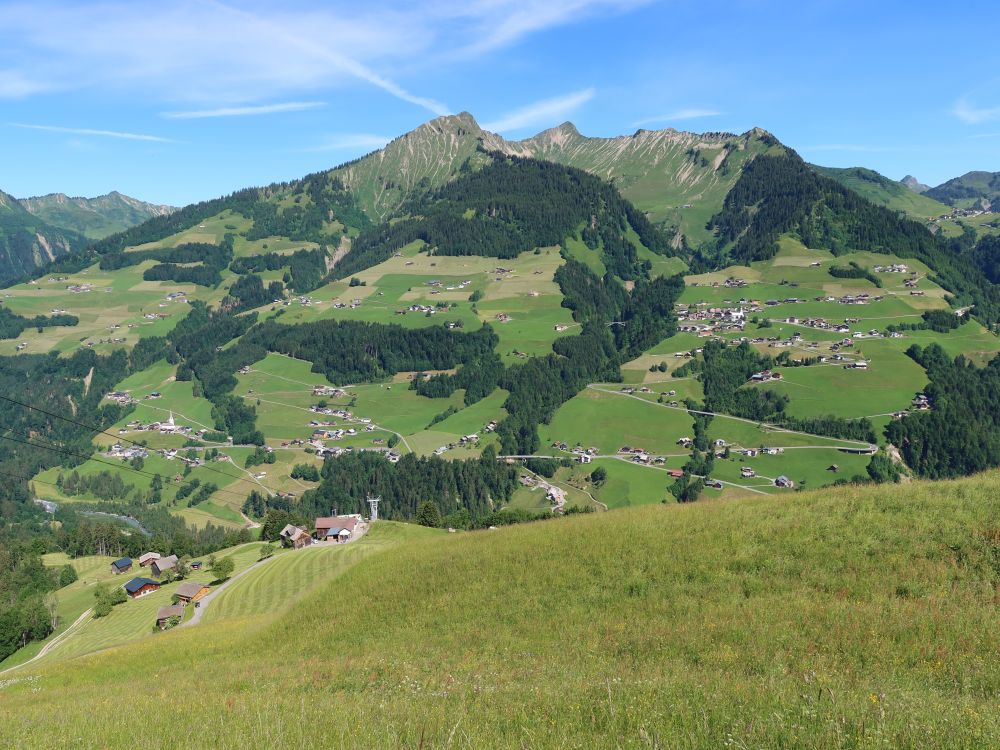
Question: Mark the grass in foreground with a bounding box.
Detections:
[3,475,1000,748]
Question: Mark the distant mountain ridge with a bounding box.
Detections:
[0,189,87,282]
[902,175,929,193]
[810,165,949,219]
[924,171,1000,210]
[19,191,175,240]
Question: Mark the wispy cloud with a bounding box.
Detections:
[0,69,48,97]
[162,101,325,119]
[207,2,450,115]
[634,108,721,127]
[449,1,651,56]
[967,132,1000,139]
[10,123,174,142]
[303,134,392,152]
[0,2,646,114]
[952,97,1000,125]
[0,1,449,114]
[483,88,595,132]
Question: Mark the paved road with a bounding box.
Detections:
[181,553,280,628]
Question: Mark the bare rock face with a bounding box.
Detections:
[901,175,930,193]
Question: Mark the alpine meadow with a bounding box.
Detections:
[1,2,999,748]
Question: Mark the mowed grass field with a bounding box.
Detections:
[3,475,1000,747]
[203,522,435,624]
[21,542,275,669]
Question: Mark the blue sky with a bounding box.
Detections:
[1,0,998,206]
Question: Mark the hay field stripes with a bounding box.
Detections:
[201,541,378,624]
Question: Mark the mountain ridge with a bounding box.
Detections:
[924,170,1000,210]
[0,188,87,282]
[18,190,176,240]
[330,112,783,248]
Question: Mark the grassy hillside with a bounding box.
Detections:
[19,191,175,240]
[508,123,781,247]
[2,476,1000,747]
[812,165,950,219]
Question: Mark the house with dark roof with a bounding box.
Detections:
[110,557,133,575]
[156,604,185,630]
[174,582,210,605]
[151,555,178,577]
[124,577,160,598]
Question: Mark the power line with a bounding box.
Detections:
[0,393,270,496]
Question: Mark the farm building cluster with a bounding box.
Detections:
[278,515,365,549]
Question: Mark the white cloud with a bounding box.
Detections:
[10,123,174,142]
[444,0,651,55]
[483,88,595,132]
[0,69,48,97]
[0,1,449,114]
[162,101,326,119]
[0,2,645,116]
[633,109,721,126]
[303,134,392,152]
[952,97,1000,125]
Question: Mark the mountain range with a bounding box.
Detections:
[3,113,995,286]
[18,191,175,240]
[0,189,175,284]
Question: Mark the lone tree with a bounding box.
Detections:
[212,556,235,581]
[415,500,441,528]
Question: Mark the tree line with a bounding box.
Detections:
[886,344,1000,478]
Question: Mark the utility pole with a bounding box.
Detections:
[366,495,381,522]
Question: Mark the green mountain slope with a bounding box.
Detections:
[19,191,175,240]
[331,112,506,221]
[812,165,949,218]
[3,475,1000,748]
[329,114,782,249]
[708,151,1000,323]
[505,123,782,246]
[925,170,1000,209]
[0,189,86,282]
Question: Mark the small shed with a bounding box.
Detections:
[156,604,185,630]
[324,527,352,543]
[111,557,133,575]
